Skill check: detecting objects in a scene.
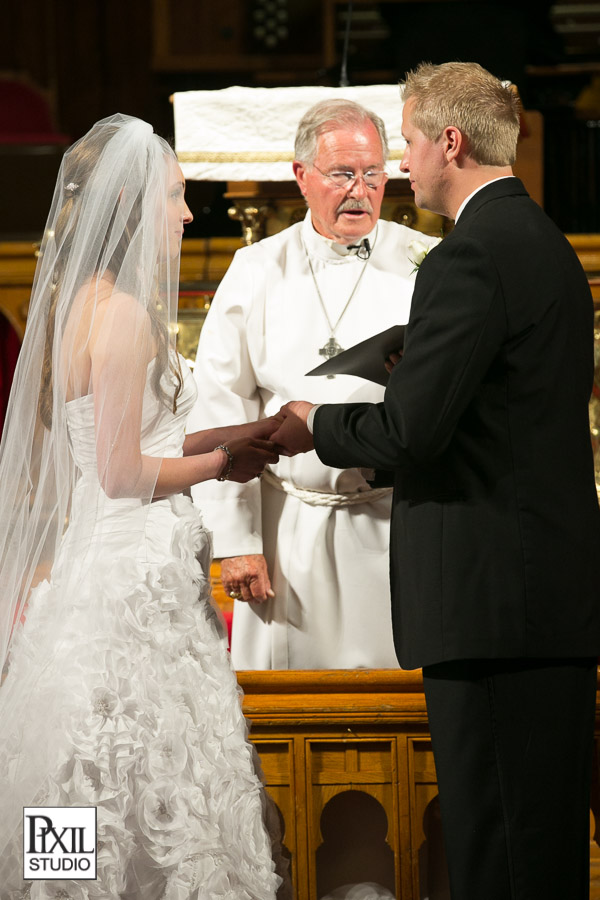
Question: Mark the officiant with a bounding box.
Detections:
[188,97,438,670]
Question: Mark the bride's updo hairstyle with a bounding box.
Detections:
[38,116,182,428]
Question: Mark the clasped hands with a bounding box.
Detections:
[270,400,315,456]
[256,401,315,458]
[230,347,405,481]
[223,401,313,483]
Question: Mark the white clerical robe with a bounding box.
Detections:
[188,212,439,669]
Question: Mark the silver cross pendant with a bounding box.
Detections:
[319,336,344,378]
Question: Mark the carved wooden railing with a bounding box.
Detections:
[237,668,600,900]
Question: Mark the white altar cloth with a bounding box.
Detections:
[173,84,407,182]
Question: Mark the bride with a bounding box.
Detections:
[0,114,286,899]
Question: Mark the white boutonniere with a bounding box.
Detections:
[408,239,433,274]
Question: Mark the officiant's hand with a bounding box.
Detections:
[385,350,403,374]
[220,554,274,604]
[271,401,315,456]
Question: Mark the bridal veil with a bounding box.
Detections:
[0,113,183,840]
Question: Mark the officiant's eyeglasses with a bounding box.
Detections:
[314,166,388,190]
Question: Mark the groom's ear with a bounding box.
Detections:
[442,125,463,163]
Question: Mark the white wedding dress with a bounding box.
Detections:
[0,359,282,900]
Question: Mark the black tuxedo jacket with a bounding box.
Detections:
[314,178,600,669]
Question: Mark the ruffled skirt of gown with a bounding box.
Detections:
[0,492,284,900]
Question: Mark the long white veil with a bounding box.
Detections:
[0,114,182,852]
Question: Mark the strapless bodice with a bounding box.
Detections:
[66,355,197,473]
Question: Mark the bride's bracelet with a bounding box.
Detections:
[214,444,234,481]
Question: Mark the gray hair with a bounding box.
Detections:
[294,98,389,166]
[402,62,520,167]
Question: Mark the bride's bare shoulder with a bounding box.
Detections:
[81,277,148,318]
[88,280,154,363]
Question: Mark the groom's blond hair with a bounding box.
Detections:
[402,62,521,167]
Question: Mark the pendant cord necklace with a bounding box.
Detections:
[304,227,377,365]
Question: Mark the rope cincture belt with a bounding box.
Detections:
[261,467,392,509]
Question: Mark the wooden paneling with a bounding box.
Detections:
[152,0,322,73]
[0,241,39,339]
[2,229,599,362]
[239,668,600,900]
[240,670,427,900]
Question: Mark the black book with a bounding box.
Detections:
[306,324,405,386]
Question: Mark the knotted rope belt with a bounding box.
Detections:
[261,467,392,509]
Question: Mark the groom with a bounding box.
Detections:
[272,62,600,899]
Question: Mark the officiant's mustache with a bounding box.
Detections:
[336,198,373,215]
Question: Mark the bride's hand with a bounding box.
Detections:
[219,438,279,483]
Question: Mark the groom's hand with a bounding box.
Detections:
[385,349,403,374]
[271,401,315,456]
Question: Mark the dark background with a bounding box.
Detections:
[1,0,599,238]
